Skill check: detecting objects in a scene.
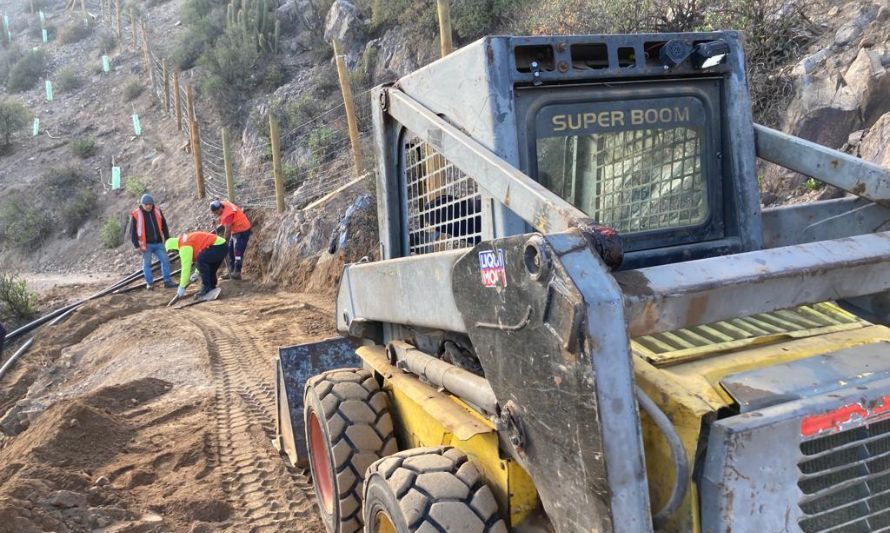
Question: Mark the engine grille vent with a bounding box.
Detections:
[798,418,890,532]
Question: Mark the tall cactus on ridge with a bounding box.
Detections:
[225,0,278,53]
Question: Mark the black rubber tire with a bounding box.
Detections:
[304,368,398,533]
[363,447,508,533]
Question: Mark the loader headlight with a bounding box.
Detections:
[692,40,730,69]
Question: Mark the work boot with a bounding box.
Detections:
[146,283,154,290]
[230,271,242,280]
[163,281,177,288]
[194,289,209,300]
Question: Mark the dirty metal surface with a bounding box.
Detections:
[755,124,890,204]
[701,375,890,532]
[721,342,890,412]
[452,231,651,532]
[762,196,890,248]
[617,231,890,337]
[275,337,359,465]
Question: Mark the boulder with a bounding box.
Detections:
[843,46,890,125]
[47,490,87,509]
[279,0,323,53]
[859,112,890,167]
[369,27,435,82]
[833,4,880,48]
[786,73,861,148]
[324,0,367,59]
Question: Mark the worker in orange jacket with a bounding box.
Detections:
[210,200,252,280]
[165,232,227,299]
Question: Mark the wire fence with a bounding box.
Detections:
[85,0,374,212]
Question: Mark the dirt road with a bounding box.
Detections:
[0,283,331,532]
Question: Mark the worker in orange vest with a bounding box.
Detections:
[210,199,252,280]
[165,232,227,299]
[130,193,175,290]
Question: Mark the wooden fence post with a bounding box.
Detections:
[332,40,365,176]
[269,114,285,213]
[129,7,136,50]
[187,85,205,198]
[162,59,169,114]
[115,0,121,39]
[436,0,453,57]
[222,127,235,202]
[141,21,153,87]
[173,69,182,130]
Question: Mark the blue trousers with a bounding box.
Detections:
[142,242,172,285]
[228,229,252,272]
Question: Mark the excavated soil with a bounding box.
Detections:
[0,282,332,532]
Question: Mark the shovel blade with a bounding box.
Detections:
[274,336,360,467]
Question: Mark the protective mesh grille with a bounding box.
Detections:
[402,135,483,256]
[595,127,706,232]
[798,418,890,532]
[537,126,707,233]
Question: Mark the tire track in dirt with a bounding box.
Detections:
[190,312,321,532]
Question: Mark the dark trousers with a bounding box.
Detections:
[228,229,252,272]
[197,244,228,291]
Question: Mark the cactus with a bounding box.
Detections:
[225,0,278,53]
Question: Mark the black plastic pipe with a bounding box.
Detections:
[3,254,179,344]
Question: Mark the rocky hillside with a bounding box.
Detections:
[761,0,890,205]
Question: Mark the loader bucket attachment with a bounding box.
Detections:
[274,337,360,466]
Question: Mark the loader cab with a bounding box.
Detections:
[393,33,763,268]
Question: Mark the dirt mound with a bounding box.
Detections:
[0,375,226,532]
[0,285,332,532]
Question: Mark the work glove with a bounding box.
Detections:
[189,272,199,283]
[176,287,186,298]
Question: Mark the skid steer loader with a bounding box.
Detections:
[274,32,890,532]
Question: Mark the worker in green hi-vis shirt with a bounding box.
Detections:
[165,232,227,299]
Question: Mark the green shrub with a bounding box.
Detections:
[70,136,97,158]
[0,274,39,321]
[60,189,98,236]
[305,125,346,179]
[98,32,116,54]
[282,163,305,191]
[805,178,823,191]
[6,50,45,92]
[200,31,263,122]
[123,80,143,102]
[56,67,82,92]
[59,21,94,45]
[125,176,148,197]
[311,66,339,96]
[0,99,31,147]
[101,217,124,248]
[41,165,87,194]
[172,0,227,70]
[0,47,22,85]
[0,192,53,248]
[286,94,323,129]
[28,19,55,40]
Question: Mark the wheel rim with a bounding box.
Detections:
[375,510,397,533]
[308,411,335,514]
